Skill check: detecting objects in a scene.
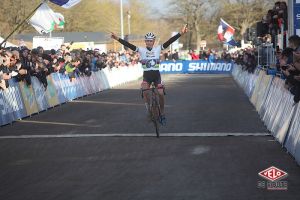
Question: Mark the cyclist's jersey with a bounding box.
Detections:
[136,45,164,71]
[117,32,181,71]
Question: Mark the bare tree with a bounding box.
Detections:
[169,0,222,49]
[0,0,41,37]
[216,0,276,37]
[166,0,277,48]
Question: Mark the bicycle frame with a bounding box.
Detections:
[141,83,162,137]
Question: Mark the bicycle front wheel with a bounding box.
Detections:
[151,98,160,138]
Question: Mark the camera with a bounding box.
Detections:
[281,65,288,70]
[66,41,74,50]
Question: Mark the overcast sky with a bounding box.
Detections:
[146,0,171,13]
[124,0,171,15]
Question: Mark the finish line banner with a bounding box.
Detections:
[159,60,233,74]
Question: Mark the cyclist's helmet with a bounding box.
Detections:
[145,32,156,40]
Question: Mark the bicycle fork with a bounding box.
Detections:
[150,91,161,121]
[141,88,161,121]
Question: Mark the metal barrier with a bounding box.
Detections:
[250,70,273,112]
[257,43,276,68]
[0,64,143,126]
[284,103,300,165]
[232,64,300,165]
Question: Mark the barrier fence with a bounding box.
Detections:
[159,60,233,74]
[232,64,300,165]
[0,64,143,126]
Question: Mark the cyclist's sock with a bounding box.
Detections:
[145,103,148,108]
[145,103,149,112]
[144,103,152,121]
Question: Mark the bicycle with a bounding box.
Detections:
[141,83,164,138]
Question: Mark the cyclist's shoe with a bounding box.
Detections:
[159,115,167,126]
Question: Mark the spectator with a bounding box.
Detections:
[281,49,300,102]
[37,46,44,57]
[59,44,69,56]
[53,57,66,74]
[0,50,22,89]
[163,51,168,60]
[18,47,32,86]
[221,50,231,62]
[201,50,208,60]
[172,49,179,60]
[167,50,173,60]
[42,53,54,74]
[232,48,257,73]
[0,51,11,90]
[160,52,166,61]
[65,57,81,82]
[79,53,92,76]
[32,56,49,89]
[208,50,216,63]
[190,50,199,60]
[288,35,300,52]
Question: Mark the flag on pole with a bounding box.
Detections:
[49,0,81,9]
[54,12,65,29]
[29,3,64,34]
[217,18,238,46]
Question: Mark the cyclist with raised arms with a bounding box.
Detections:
[111,24,188,125]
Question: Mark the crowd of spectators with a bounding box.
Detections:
[259,1,287,47]
[233,34,300,103]
[232,48,257,73]
[232,1,300,103]
[0,41,237,92]
[0,44,139,91]
[159,49,232,62]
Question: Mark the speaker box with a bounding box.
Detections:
[256,21,268,37]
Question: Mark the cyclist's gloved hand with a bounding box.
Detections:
[111,32,119,41]
[180,24,188,35]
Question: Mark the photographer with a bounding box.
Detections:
[32,56,49,89]
[288,35,300,52]
[42,53,54,74]
[79,53,92,76]
[10,49,30,86]
[280,48,294,77]
[0,52,11,90]
[279,48,300,102]
[58,43,72,57]
[36,46,44,57]
[19,47,33,86]
[95,53,107,70]
[53,57,66,74]
[0,50,20,89]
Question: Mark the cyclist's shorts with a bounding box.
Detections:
[143,70,162,86]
